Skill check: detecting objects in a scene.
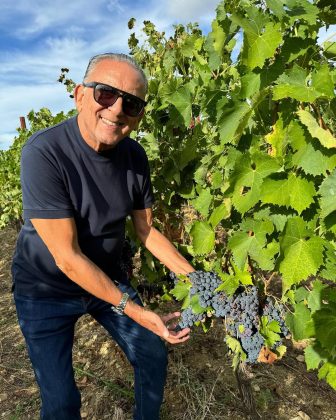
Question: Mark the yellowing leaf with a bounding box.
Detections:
[297,110,336,149]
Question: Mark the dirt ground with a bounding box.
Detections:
[1,225,336,420]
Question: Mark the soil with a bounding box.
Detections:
[0,225,336,420]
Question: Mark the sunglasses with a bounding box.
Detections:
[82,81,147,117]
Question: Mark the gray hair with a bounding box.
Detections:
[83,53,148,92]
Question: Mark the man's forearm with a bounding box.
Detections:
[143,227,194,274]
[57,251,126,304]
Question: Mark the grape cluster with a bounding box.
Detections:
[178,307,205,328]
[188,271,222,308]
[171,271,288,364]
[262,296,289,338]
[222,286,264,363]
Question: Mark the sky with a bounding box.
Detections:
[0,0,335,150]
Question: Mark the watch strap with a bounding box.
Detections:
[112,292,130,315]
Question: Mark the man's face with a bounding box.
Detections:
[75,59,146,152]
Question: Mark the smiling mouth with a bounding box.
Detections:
[101,116,124,127]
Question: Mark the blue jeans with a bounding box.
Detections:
[14,283,168,420]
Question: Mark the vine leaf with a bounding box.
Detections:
[304,343,326,371]
[231,10,282,70]
[260,316,281,348]
[169,85,192,127]
[297,110,336,149]
[192,188,213,218]
[313,302,336,358]
[260,174,316,214]
[228,219,275,270]
[217,100,251,144]
[307,280,328,314]
[285,303,315,340]
[231,153,281,214]
[285,0,319,25]
[318,362,336,390]
[170,281,190,301]
[273,65,330,102]
[208,201,230,228]
[280,236,324,291]
[190,221,215,255]
[319,169,336,218]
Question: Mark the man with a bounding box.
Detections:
[12,53,193,420]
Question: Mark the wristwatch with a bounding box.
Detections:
[112,293,130,315]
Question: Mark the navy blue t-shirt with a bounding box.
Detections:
[11,116,154,297]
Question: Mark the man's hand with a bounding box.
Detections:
[131,306,190,344]
[161,311,190,344]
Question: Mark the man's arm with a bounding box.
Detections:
[30,218,190,344]
[131,208,195,274]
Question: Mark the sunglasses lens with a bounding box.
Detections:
[93,84,144,117]
[123,96,143,117]
[94,86,119,108]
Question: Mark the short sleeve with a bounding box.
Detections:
[21,144,74,219]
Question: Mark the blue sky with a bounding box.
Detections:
[0,0,335,150]
[0,0,220,150]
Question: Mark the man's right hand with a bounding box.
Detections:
[125,302,190,344]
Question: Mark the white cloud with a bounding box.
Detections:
[0,83,75,144]
[162,0,219,23]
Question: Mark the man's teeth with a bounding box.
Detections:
[101,117,123,126]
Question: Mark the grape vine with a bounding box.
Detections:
[1,0,336,391]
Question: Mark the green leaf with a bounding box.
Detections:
[192,188,213,218]
[244,22,282,70]
[318,361,336,390]
[273,65,333,102]
[297,110,336,149]
[190,221,215,255]
[265,0,285,17]
[292,139,335,177]
[280,236,325,291]
[285,0,319,25]
[304,344,326,370]
[232,153,281,214]
[319,169,336,219]
[238,72,261,99]
[323,41,336,60]
[228,219,274,270]
[211,20,226,55]
[311,65,335,99]
[231,11,282,69]
[170,281,191,301]
[260,316,281,348]
[225,336,246,367]
[265,116,289,158]
[216,272,240,296]
[260,174,316,214]
[208,201,230,228]
[319,242,336,281]
[308,280,328,314]
[295,286,310,303]
[217,100,251,144]
[190,294,207,314]
[285,302,315,340]
[170,85,192,127]
[313,302,336,358]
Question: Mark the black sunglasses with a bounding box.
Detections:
[82,81,147,117]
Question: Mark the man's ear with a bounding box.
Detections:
[74,84,84,112]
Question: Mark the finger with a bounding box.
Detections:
[161,312,181,323]
[169,327,190,339]
[167,335,190,344]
